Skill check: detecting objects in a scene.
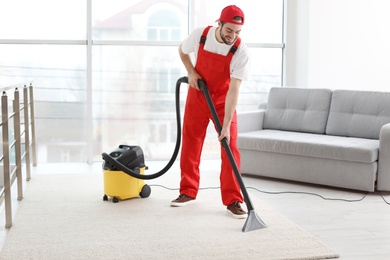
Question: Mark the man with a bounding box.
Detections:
[171,5,250,219]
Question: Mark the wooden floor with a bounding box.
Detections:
[1,161,390,259]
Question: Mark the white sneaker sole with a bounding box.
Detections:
[170,200,196,207]
[227,209,247,219]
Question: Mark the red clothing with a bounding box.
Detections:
[179,26,243,206]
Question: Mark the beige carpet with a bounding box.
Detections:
[0,173,339,260]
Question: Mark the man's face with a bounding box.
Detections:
[219,22,242,45]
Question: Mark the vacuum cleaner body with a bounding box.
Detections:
[102,145,151,203]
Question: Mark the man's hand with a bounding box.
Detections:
[188,72,202,91]
[219,78,241,144]
[218,127,230,144]
[178,44,202,91]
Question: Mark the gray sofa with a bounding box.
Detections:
[237,87,390,192]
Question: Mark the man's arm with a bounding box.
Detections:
[219,77,242,143]
[178,44,202,90]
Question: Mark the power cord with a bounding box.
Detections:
[149,184,220,191]
[149,184,390,205]
[246,186,368,203]
[375,192,390,205]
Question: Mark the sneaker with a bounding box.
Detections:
[170,194,195,207]
[227,201,247,219]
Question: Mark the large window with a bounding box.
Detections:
[0,0,86,40]
[0,0,284,163]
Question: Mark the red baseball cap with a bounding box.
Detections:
[218,5,245,25]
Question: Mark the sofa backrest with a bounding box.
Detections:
[263,87,332,134]
[326,90,390,139]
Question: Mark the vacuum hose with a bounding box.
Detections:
[102,76,189,180]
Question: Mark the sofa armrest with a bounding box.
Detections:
[237,110,265,133]
[378,123,390,191]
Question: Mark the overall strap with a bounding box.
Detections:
[228,37,241,58]
[199,26,212,47]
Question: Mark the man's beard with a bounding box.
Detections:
[219,28,235,45]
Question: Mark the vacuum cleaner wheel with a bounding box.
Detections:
[140,184,151,198]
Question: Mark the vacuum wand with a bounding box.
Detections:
[198,80,252,209]
[192,77,267,232]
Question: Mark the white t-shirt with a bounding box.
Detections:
[181,27,250,81]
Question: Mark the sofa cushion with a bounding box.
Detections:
[326,90,390,139]
[263,87,332,134]
[238,130,379,163]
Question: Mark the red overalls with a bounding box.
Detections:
[179,26,243,206]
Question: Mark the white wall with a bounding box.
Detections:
[285,0,390,91]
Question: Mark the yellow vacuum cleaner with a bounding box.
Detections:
[102,145,151,203]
